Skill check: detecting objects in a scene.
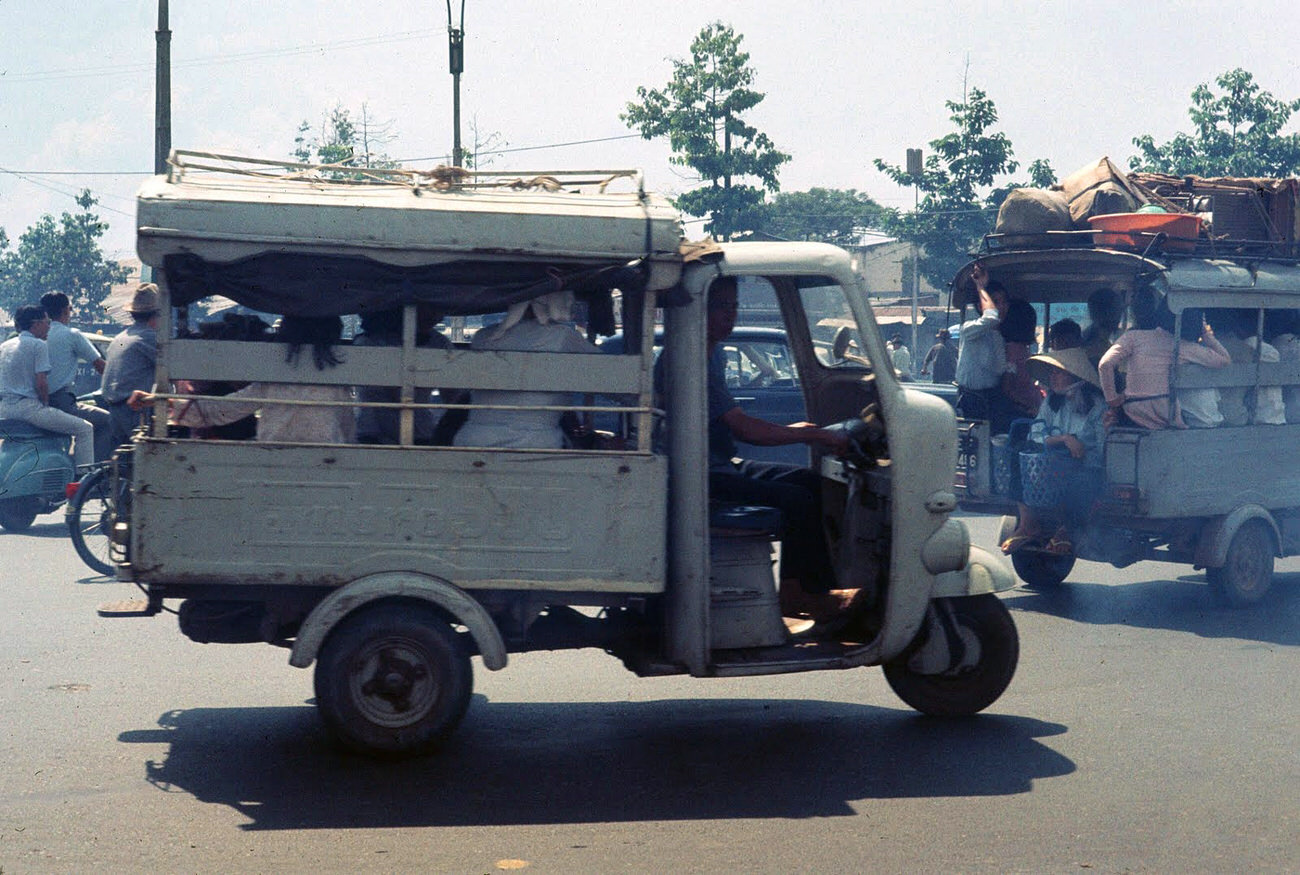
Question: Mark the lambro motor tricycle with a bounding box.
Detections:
[103,152,1018,757]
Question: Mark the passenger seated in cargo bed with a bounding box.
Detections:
[1099,287,1228,429]
[129,315,356,444]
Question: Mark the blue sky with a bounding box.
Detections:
[2,0,1298,259]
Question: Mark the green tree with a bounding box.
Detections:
[875,87,1018,289]
[0,190,127,318]
[1130,69,1300,177]
[623,22,790,239]
[1026,158,1057,188]
[750,188,886,244]
[294,103,400,175]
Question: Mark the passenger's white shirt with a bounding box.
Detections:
[174,382,356,443]
[1177,387,1223,428]
[1246,337,1285,425]
[454,319,598,449]
[45,321,101,394]
[1273,332,1300,423]
[955,307,1005,391]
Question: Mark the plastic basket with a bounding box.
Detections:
[1019,446,1079,508]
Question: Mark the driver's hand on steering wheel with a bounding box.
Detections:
[791,422,850,456]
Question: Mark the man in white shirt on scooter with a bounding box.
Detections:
[0,304,95,468]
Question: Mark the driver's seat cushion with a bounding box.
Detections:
[709,503,782,536]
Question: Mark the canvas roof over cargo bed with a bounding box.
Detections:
[136,151,687,316]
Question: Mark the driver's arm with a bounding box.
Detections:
[721,406,848,454]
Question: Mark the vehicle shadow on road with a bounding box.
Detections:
[1007,570,1300,645]
[119,698,1073,830]
[6,518,69,539]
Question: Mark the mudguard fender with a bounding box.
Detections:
[1194,505,1280,569]
[931,545,1018,597]
[289,571,507,671]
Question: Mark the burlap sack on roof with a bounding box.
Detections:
[1057,157,1144,228]
[994,188,1073,246]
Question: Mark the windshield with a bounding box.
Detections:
[798,278,870,368]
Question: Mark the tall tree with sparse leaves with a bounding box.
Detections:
[294,103,400,177]
[0,190,127,319]
[1131,69,1300,177]
[875,87,1019,290]
[623,22,789,239]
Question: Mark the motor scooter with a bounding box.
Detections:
[0,419,75,532]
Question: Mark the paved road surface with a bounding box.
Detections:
[2,512,1297,872]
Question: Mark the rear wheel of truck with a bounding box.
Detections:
[1206,520,1274,608]
[883,594,1019,717]
[0,495,41,532]
[314,602,473,758]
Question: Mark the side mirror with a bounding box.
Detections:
[832,326,852,361]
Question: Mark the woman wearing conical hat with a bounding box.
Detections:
[1000,347,1106,556]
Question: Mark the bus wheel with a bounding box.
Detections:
[1206,520,1274,608]
[314,602,472,758]
[1011,549,1075,588]
[883,594,1019,717]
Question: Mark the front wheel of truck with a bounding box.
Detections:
[314,602,473,758]
[883,595,1019,717]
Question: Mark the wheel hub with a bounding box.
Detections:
[353,643,436,723]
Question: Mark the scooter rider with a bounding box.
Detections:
[0,304,95,468]
[39,291,112,460]
[100,284,161,448]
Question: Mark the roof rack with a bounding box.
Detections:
[166,149,647,197]
[983,230,1300,264]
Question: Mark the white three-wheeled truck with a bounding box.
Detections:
[105,152,1017,757]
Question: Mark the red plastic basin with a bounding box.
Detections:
[1088,212,1202,252]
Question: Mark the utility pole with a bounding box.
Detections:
[445,0,465,167]
[905,147,923,363]
[155,0,171,175]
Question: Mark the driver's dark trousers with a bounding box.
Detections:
[710,459,837,593]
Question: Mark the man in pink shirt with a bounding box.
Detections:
[1099,288,1229,429]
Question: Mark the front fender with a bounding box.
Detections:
[931,545,1018,597]
[289,572,508,671]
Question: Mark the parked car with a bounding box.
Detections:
[599,325,956,465]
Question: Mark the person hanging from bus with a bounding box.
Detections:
[956,262,1016,432]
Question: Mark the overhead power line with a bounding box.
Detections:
[398,133,645,164]
[0,166,134,217]
[1,29,440,83]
